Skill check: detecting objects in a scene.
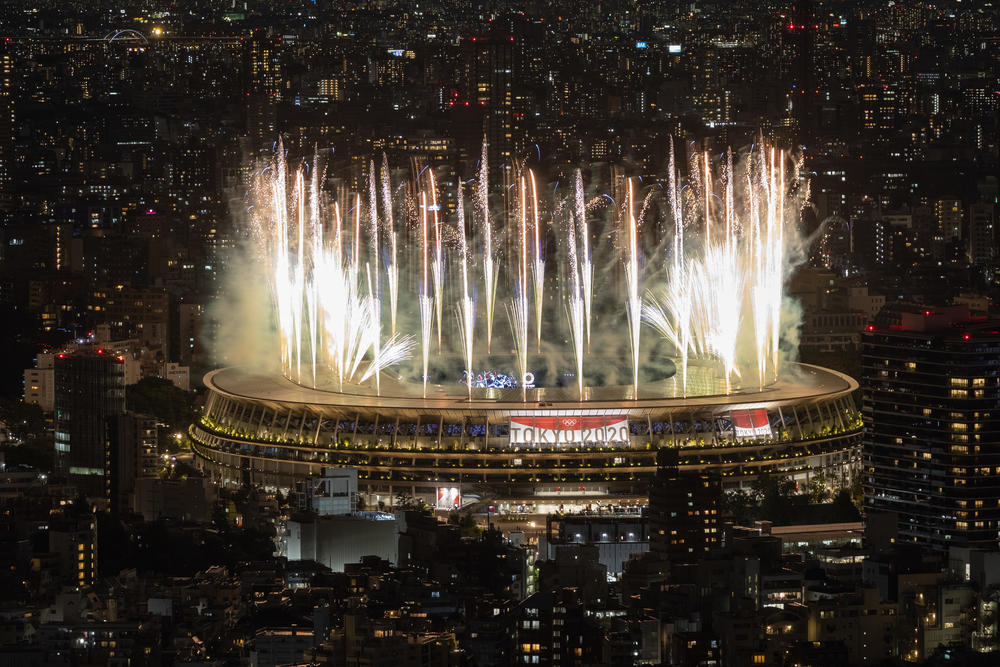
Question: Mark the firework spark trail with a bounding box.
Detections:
[308,156,321,387]
[368,160,380,305]
[333,201,342,266]
[509,174,531,401]
[365,263,381,394]
[271,153,294,376]
[667,142,689,392]
[704,245,742,392]
[707,148,742,393]
[507,293,530,403]
[455,184,476,401]
[668,142,683,276]
[767,150,786,383]
[725,148,734,245]
[426,169,445,353]
[573,171,593,350]
[294,170,305,384]
[565,196,586,399]
[643,265,692,396]
[419,191,433,397]
[352,193,360,276]
[624,179,641,399]
[749,153,768,390]
[479,143,497,354]
[528,171,546,354]
[380,154,399,336]
[418,296,434,396]
[746,146,785,389]
[702,151,712,259]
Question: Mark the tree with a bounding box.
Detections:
[720,489,759,525]
[393,491,427,511]
[126,378,196,450]
[753,473,807,524]
[447,512,481,538]
[830,490,861,522]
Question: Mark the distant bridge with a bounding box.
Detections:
[104,29,149,45]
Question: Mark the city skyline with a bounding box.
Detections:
[0,1,998,666]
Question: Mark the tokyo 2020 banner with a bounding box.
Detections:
[731,409,772,439]
[509,416,629,445]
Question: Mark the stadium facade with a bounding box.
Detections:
[189,362,862,513]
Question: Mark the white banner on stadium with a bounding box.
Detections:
[509,416,629,445]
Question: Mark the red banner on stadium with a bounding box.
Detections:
[509,415,629,445]
[731,409,771,439]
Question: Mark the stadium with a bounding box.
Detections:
[189,145,863,512]
[189,362,862,513]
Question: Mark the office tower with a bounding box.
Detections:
[785,0,816,138]
[243,33,283,148]
[463,31,514,172]
[54,352,126,497]
[863,305,1000,551]
[649,448,721,561]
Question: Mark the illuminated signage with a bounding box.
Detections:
[464,370,534,389]
[437,487,460,509]
[732,409,771,439]
[387,49,404,57]
[668,44,682,53]
[635,40,648,49]
[510,416,629,445]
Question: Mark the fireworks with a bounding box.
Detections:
[573,170,594,351]
[253,144,413,392]
[455,183,476,401]
[479,142,498,354]
[247,140,800,399]
[623,179,641,399]
[565,185,586,399]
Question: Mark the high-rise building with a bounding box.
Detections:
[463,32,514,173]
[245,33,283,100]
[649,448,721,561]
[934,199,963,245]
[863,305,1000,551]
[858,82,900,142]
[784,0,817,139]
[54,352,126,497]
[0,39,13,219]
[243,33,283,148]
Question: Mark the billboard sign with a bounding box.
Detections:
[732,409,771,439]
[509,416,629,445]
[437,487,460,509]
